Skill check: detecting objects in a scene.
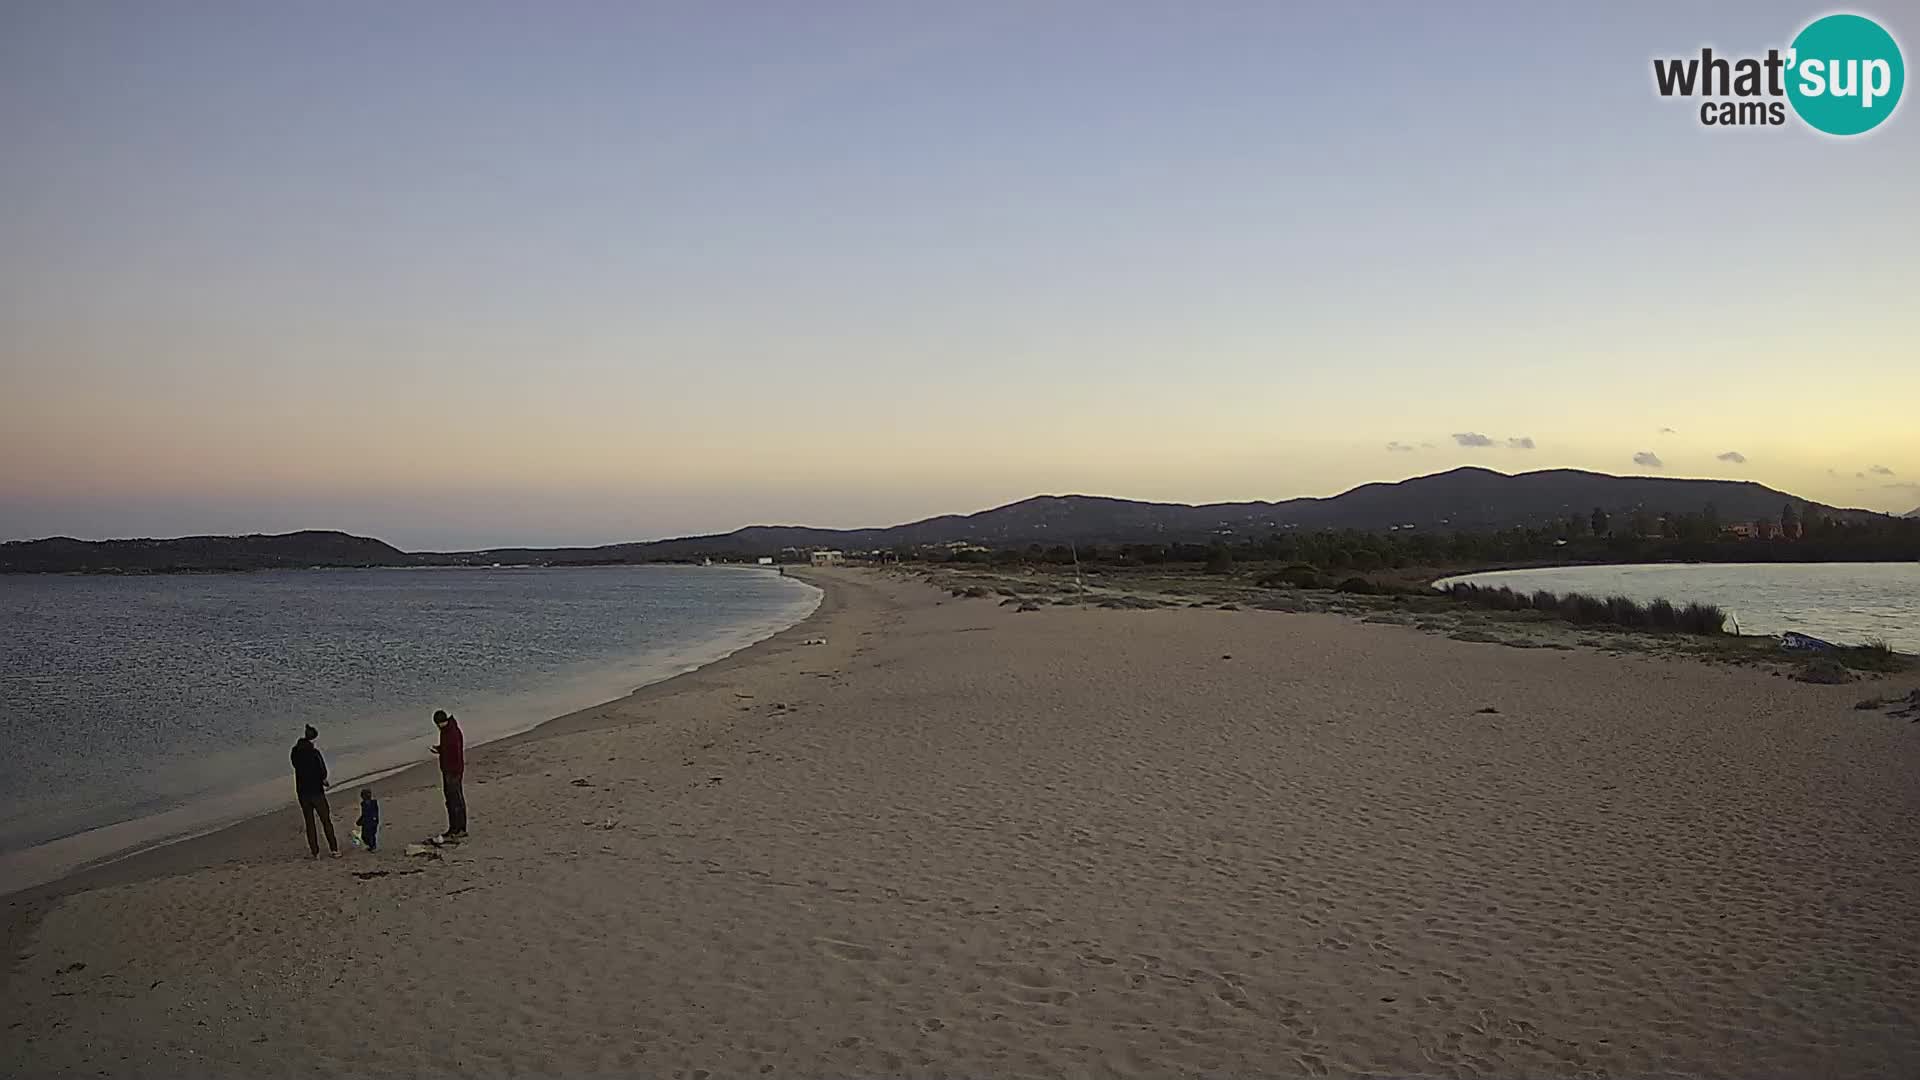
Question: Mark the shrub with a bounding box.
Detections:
[1560,593,1609,624]
[1336,576,1377,595]
[963,585,992,598]
[1439,581,1723,636]
[1258,564,1324,589]
[1646,598,1678,629]
[1605,595,1646,627]
[1830,639,1904,673]
[1203,547,1234,574]
[1463,585,1523,611]
[1677,602,1727,634]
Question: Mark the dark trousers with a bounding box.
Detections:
[362,823,378,852]
[443,773,467,835]
[300,793,338,855]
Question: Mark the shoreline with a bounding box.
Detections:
[1431,561,1918,653]
[1,562,819,871]
[2,570,836,944]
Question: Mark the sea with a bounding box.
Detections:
[1435,562,1919,652]
[0,565,819,890]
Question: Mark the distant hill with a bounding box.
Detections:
[441,467,1882,562]
[0,531,408,574]
[1907,507,1920,519]
[5,468,1893,572]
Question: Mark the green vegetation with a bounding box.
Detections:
[924,500,1920,573]
[1256,564,1326,589]
[912,559,1913,679]
[1827,639,1902,673]
[1440,582,1727,635]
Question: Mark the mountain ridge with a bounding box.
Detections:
[3,468,1896,573]
[585,466,1879,560]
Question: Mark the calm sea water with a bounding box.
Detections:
[1437,562,1918,651]
[0,566,818,859]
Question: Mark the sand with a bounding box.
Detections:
[5,567,1918,1078]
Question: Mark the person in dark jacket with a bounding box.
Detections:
[356,787,380,852]
[290,725,340,858]
[430,710,467,839]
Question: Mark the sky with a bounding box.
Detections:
[3,2,1916,549]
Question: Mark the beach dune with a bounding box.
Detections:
[5,568,1917,1077]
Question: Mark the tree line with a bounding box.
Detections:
[914,502,1920,571]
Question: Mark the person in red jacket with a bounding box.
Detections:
[430,709,467,839]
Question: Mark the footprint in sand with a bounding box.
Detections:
[1213,984,1253,1010]
[1006,965,1055,989]
[1009,986,1075,1006]
[817,938,877,962]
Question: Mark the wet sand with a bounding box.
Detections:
[5,567,1918,1077]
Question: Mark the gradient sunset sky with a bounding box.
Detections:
[4,2,1916,548]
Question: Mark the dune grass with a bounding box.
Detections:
[1441,582,1727,636]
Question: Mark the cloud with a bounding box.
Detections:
[1450,432,1534,449]
[1826,468,1840,477]
[1868,464,1894,476]
[1857,472,1867,479]
[1716,451,1747,464]
[1658,427,1677,435]
[1633,451,1663,468]
[1419,441,1436,449]
[1385,441,1414,453]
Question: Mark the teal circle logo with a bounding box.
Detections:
[1786,14,1904,135]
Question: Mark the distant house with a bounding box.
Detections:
[756,556,774,565]
[809,550,844,567]
[1726,522,1758,540]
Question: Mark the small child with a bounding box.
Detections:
[356,788,380,852]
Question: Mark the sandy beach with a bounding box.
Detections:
[5,567,1918,1078]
